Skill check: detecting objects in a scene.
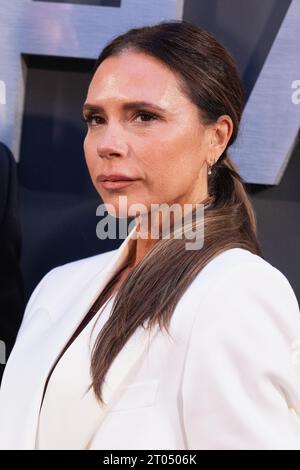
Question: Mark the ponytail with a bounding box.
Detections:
[209,153,262,256]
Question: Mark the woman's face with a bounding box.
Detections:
[83,51,215,218]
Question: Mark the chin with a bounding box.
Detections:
[100,193,150,219]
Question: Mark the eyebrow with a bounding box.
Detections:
[82,100,168,116]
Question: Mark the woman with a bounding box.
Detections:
[1,20,300,450]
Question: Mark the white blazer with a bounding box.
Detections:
[1,223,300,450]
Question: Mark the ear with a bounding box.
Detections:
[208,115,233,165]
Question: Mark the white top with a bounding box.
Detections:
[35,294,116,450]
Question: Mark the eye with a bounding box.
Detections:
[134,111,158,123]
[81,114,104,126]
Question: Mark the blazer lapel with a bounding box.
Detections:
[50,217,161,433]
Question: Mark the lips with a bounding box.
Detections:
[96,174,140,190]
[97,174,137,182]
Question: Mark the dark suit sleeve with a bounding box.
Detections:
[0,144,25,382]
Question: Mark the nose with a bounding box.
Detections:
[96,125,128,159]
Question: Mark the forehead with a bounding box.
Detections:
[86,51,186,107]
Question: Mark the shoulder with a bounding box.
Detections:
[22,248,118,319]
[0,144,12,217]
[195,247,298,307]
[188,246,300,350]
[184,247,300,352]
[41,248,117,284]
[0,143,15,185]
[0,142,11,169]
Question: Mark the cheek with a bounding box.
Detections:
[143,133,201,193]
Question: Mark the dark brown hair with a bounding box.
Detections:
[87,20,263,403]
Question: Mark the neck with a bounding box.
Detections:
[129,187,210,268]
